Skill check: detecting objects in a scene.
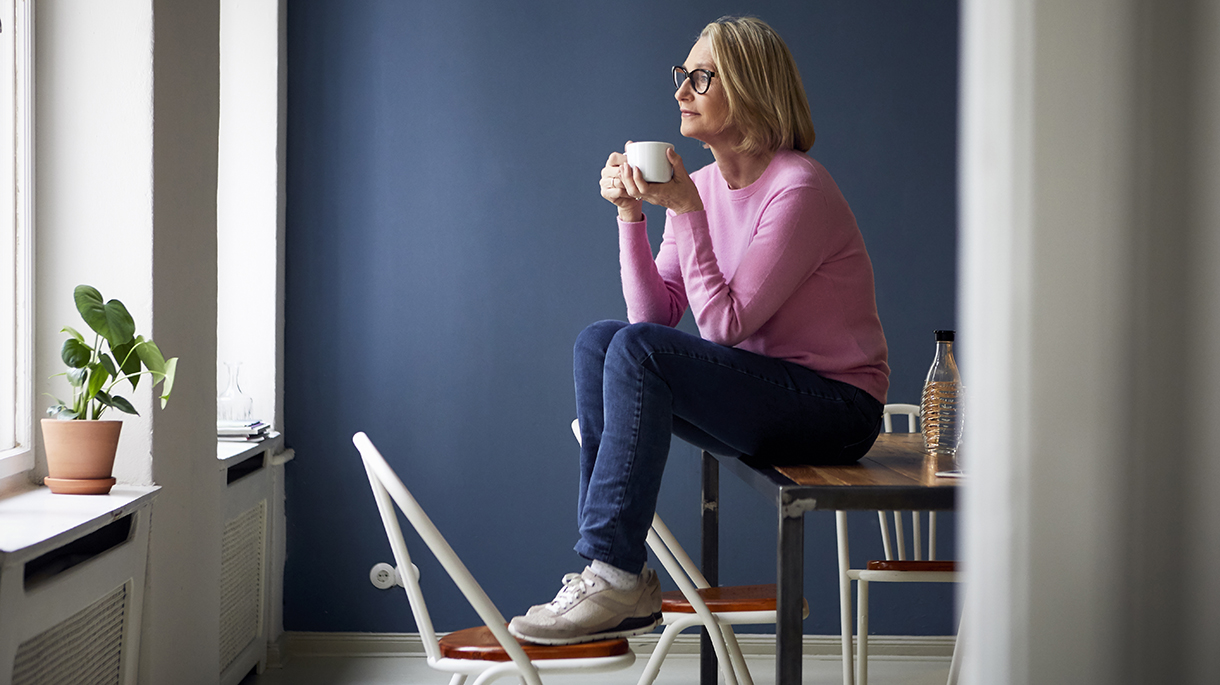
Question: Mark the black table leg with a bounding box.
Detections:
[777,496,805,685]
[701,451,719,685]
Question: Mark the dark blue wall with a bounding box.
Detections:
[284,0,958,636]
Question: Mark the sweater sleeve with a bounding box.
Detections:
[672,187,838,346]
[618,216,688,326]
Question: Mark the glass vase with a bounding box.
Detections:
[217,362,254,422]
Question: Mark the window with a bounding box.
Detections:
[0,0,33,478]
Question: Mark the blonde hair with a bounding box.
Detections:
[700,16,816,156]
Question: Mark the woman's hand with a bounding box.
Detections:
[600,147,643,221]
[600,145,704,222]
[627,147,703,216]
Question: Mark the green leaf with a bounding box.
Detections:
[87,389,109,419]
[86,363,110,401]
[159,357,178,408]
[74,285,136,348]
[46,404,79,420]
[66,367,87,388]
[112,338,142,388]
[74,286,108,336]
[99,353,118,378]
[61,326,86,343]
[61,338,91,368]
[136,339,167,378]
[102,300,136,346]
[108,395,139,415]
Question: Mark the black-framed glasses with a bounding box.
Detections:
[673,66,715,94]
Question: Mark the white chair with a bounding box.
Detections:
[642,513,811,685]
[838,403,961,685]
[570,420,808,685]
[354,432,636,685]
[878,404,937,563]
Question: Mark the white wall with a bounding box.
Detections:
[35,1,222,683]
[147,0,222,680]
[218,0,286,431]
[218,0,290,650]
[960,0,1220,683]
[35,0,156,486]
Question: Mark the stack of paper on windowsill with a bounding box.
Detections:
[217,419,275,442]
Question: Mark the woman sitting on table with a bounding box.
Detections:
[508,15,889,646]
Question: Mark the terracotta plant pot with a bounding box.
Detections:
[40,419,123,495]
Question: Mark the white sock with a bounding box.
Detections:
[591,559,641,591]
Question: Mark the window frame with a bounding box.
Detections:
[0,0,35,479]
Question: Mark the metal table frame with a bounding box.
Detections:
[696,442,958,685]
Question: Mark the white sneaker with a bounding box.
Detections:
[507,567,662,645]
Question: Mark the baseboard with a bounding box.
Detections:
[271,630,956,666]
[266,632,288,669]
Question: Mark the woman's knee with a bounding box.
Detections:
[607,322,683,362]
[575,320,630,358]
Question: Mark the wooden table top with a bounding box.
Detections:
[776,433,959,489]
[741,433,961,511]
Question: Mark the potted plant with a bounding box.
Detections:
[42,285,178,494]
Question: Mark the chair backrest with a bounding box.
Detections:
[878,404,937,561]
[882,403,921,434]
[354,432,543,683]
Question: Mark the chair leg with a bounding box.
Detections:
[857,579,869,685]
[929,511,938,561]
[946,603,964,685]
[636,622,686,685]
[720,624,754,685]
[893,511,906,560]
[470,662,527,685]
[470,664,534,683]
[448,675,467,685]
[645,527,739,685]
[836,511,854,685]
[877,511,893,560]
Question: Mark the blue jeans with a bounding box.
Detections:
[573,320,883,573]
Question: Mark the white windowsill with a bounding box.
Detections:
[0,431,293,566]
[0,447,34,481]
[0,485,160,566]
[216,432,293,467]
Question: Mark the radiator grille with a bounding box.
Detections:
[219,500,266,670]
[12,582,128,685]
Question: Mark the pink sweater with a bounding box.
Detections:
[618,149,889,403]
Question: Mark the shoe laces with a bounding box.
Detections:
[547,572,591,613]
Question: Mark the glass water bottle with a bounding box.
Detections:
[920,330,963,458]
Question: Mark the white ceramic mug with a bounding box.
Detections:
[625,141,675,183]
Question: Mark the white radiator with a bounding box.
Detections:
[0,487,156,685]
[217,440,284,685]
[12,582,128,685]
[219,500,266,671]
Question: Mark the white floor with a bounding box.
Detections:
[241,652,951,685]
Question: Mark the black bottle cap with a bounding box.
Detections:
[934,330,955,342]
